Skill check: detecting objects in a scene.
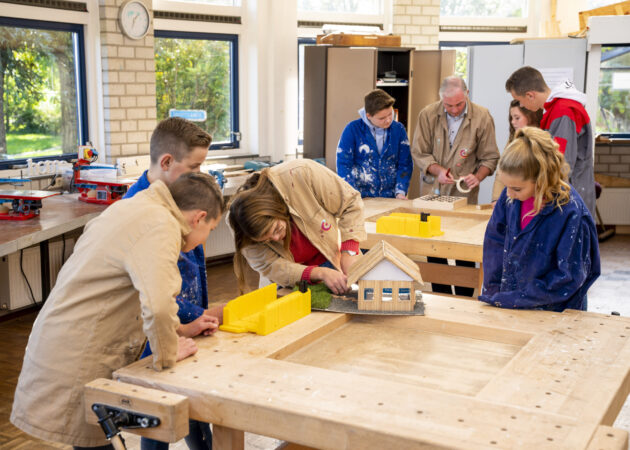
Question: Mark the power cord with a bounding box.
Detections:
[19,249,39,305]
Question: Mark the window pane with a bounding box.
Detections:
[597,46,630,134]
[0,23,83,161]
[155,33,237,148]
[298,0,382,14]
[382,287,392,301]
[440,45,468,79]
[398,288,411,300]
[364,288,374,300]
[440,0,527,18]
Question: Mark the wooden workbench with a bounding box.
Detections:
[362,198,492,292]
[91,295,630,449]
[0,193,106,258]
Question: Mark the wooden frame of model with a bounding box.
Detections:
[347,241,423,312]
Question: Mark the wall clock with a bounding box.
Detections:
[119,0,150,40]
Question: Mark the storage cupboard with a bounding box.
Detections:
[303,45,455,198]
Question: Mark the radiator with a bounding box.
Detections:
[48,236,77,288]
[0,247,43,311]
[597,188,630,225]
[205,214,235,258]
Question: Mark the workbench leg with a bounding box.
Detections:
[477,263,484,296]
[213,425,244,450]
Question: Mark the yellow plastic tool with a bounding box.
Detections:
[376,213,444,238]
[219,283,311,336]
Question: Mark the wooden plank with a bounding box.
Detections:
[363,198,493,221]
[416,261,480,289]
[213,425,244,450]
[84,378,189,443]
[586,425,629,450]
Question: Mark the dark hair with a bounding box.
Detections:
[169,172,225,221]
[508,99,543,143]
[505,66,548,96]
[364,89,395,116]
[228,170,290,293]
[150,117,212,164]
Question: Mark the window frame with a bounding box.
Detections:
[595,44,630,137]
[297,37,316,145]
[154,29,240,150]
[0,16,88,169]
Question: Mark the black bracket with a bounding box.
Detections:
[91,403,161,440]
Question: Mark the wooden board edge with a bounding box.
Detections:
[84,378,189,443]
[586,425,629,450]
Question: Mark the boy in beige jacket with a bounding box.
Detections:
[11,172,224,449]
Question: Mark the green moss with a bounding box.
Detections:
[293,282,332,309]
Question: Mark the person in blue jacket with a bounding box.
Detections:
[124,117,221,450]
[480,126,600,312]
[336,89,412,198]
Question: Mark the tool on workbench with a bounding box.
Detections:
[220,283,311,335]
[72,144,134,204]
[0,177,61,220]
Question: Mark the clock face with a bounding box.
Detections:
[119,1,150,40]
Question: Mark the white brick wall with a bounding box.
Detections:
[99,0,157,161]
[393,0,439,50]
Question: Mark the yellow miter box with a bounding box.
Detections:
[376,213,444,238]
[219,283,311,336]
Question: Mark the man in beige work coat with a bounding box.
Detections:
[11,174,224,448]
[411,77,499,296]
[411,76,500,204]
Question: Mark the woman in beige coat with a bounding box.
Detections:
[11,173,224,448]
[228,159,366,295]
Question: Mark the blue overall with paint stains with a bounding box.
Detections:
[479,187,600,312]
[336,118,412,198]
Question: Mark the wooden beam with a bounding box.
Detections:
[84,378,189,443]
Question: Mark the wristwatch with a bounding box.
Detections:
[341,250,358,256]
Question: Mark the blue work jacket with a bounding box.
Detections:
[124,171,207,323]
[336,119,412,198]
[479,187,600,312]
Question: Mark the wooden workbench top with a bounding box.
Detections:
[0,193,106,257]
[112,295,630,449]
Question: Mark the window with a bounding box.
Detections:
[596,46,630,135]
[440,42,509,81]
[0,18,87,167]
[398,288,411,301]
[154,31,239,150]
[298,0,383,14]
[364,288,374,300]
[440,0,527,18]
[382,287,392,301]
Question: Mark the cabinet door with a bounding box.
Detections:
[325,48,376,170]
[407,50,455,198]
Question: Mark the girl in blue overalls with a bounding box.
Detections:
[480,127,600,312]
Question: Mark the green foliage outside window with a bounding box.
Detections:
[596,47,630,134]
[0,25,79,159]
[155,36,232,145]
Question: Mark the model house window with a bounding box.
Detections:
[0,18,87,167]
[364,288,374,300]
[382,288,393,301]
[596,46,630,135]
[154,31,239,150]
[398,288,411,300]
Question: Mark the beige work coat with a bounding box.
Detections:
[240,159,366,287]
[411,100,500,203]
[11,181,186,447]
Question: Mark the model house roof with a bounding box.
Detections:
[347,241,423,285]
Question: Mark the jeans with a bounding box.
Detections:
[141,419,212,450]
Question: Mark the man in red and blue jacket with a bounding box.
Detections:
[505,66,596,216]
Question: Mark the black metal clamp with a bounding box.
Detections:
[91,403,161,449]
